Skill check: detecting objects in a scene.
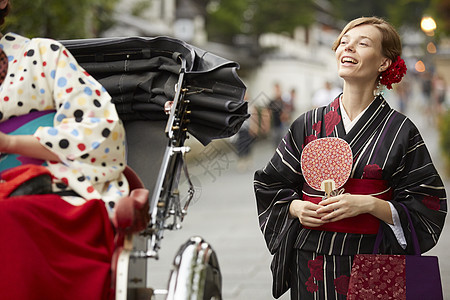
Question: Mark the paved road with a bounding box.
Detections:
[145,90,449,299]
[146,137,281,299]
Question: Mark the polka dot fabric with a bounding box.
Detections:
[0,33,129,210]
[0,48,7,85]
[300,137,353,191]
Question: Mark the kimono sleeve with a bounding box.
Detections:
[387,119,446,254]
[254,116,307,254]
[33,40,127,186]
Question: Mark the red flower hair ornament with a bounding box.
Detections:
[379,56,407,90]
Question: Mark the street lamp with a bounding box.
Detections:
[427,42,437,54]
[421,16,437,36]
[415,60,426,72]
[419,16,438,73]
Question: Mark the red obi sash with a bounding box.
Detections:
[302,178,392,235]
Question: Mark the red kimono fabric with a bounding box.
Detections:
[0,194,115,300]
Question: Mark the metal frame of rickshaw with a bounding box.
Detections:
[62,35,247,299]
[110,48,221,300]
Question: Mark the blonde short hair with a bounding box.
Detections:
[332,17,402,61]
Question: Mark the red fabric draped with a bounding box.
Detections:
[302,178,393,234]
[0,194,114,300]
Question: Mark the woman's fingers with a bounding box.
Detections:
[298,202,330,226]
[318,194,371,221]
[318,194,343,207]
[320,208,346,221]
[291,198,369,226]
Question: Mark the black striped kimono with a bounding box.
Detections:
[254,95,447,299]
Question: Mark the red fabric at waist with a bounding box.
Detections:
[302,178,392,234]
[0,194,114,299]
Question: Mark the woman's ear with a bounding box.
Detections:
[0,0,9,9]
[379,58,392,73]
[0,0,8,10]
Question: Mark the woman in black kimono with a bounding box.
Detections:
[254,16,447,299]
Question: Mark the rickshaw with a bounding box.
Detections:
[62,36,248,299]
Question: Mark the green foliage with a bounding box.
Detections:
[206,0,248,43]
[251,0,315,35]
[329,0,389,21]
[3,0,118,39]
[329,0,430,26]
[205,0,315,43]
[439,111,450,176]
[131,0,152,17]
[430,0,450,34]
[330,0,449,34]
[387,0,432,30]
[204,0,449,44]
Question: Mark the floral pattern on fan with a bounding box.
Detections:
[301,137,353,191]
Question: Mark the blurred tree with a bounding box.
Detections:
[250,0,315,36]
[200,0,450,45]
[432,0,450,33]
[387,0,432,30]
[329,0,390,21]
[202,0,315,44]
[330,0,449,34]
[205,0,248,43]
[3,0,117,39]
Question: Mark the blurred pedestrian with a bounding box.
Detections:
[432,73,446,116]
[421,71,433,117]
[422,71,433,100]
[255,104,271,139]
[312,81,342,108]
[255,16,446,299]
[234,94,257,172]
[282,87,297,120]
[395,77,411,113]
[267,82,289,147]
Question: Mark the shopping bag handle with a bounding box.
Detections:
[373,202,421,255]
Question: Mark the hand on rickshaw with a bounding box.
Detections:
[164,101,174,115]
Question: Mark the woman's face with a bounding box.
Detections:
[335,24,390,85]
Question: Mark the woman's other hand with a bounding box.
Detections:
[289,200,328,227]
[317,194,393,224]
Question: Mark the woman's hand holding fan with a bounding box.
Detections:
[289,138,353,227]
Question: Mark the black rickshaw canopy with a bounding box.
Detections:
[62,36,248,146]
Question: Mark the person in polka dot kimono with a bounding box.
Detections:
[0,0,129,214]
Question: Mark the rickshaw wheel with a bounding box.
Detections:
[166,236,222,300]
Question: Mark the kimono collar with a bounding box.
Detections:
[340,95,392,151]
[340,95,376,133]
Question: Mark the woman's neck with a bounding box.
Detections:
[341,82,377,121]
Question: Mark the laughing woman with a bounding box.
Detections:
[254,17,446,299]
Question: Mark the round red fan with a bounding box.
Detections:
[301,137,353,193]
[0,48,7,85]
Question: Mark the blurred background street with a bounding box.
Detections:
[5,0,450,299]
